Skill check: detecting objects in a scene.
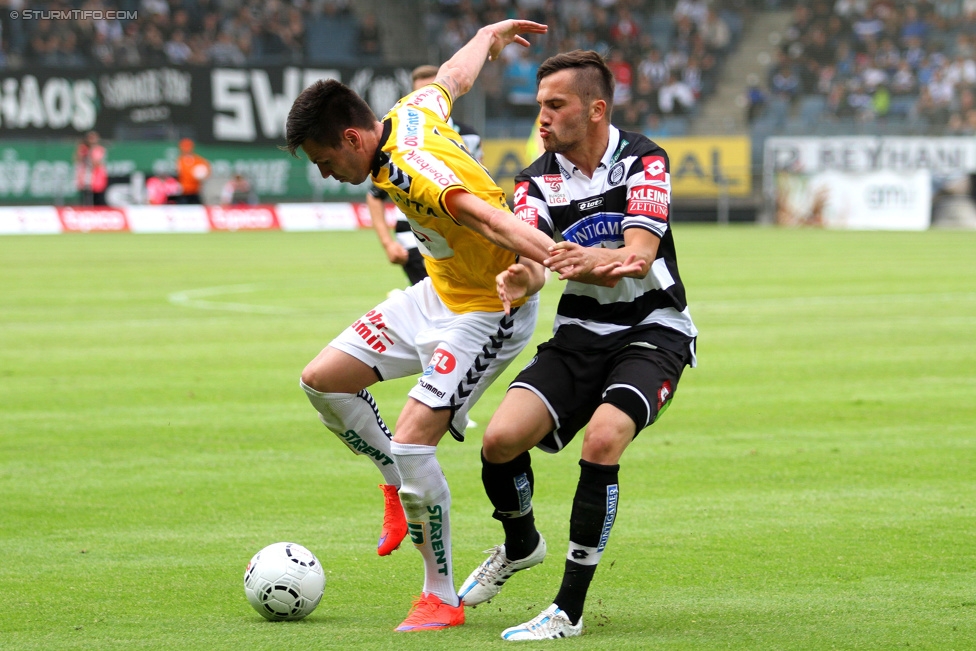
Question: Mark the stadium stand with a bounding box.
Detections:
[750,0,976,137]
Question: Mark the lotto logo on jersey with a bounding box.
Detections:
[513,181,530,207]
[642,156,667,181]
[425,347,457,376]
[515,205,538,227]
[627,185,669,220]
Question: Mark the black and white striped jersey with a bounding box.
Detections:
[515,126,697,360]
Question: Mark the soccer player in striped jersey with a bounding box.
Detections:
[284,20,557,633]
[458,50,698,641]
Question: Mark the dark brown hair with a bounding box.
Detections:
[283,79,377,155]
[536,50,615,113]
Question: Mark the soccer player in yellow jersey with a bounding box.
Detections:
[284,20,555,632]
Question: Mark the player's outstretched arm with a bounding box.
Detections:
[546,228,659,286]
[445,189,555,265]
[435,20,547,102]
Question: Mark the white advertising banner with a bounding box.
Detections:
[276,202,360,231]
[806,169,932,230]
[764,136,976,178]
[0,206,62,234]
[126,205,210,233]
[763,137,972,230]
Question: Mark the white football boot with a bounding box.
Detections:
[501,603,583,640]
[458,535,547,606]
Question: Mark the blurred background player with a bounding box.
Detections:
[366,64,484,287]
[176,139,211,204]
[220,173,257,206]
[75,131,108,207]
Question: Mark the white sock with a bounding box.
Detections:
[301,380,401,486]
[391,441,458,606]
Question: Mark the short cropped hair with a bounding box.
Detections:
[412,65,439,83]
[284,79,377,155]
[537,50,615,116]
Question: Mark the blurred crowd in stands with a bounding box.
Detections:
[429,0,750,137]
[7,0,969,138]
[0,0,373,69]
[753,0,976,135]
[0,0,755,140]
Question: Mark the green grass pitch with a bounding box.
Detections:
[1,226,974,650]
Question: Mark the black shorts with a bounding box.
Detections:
[402,247,428,286]
[510,326,693,453]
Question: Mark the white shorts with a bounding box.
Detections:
[330,278,539,441]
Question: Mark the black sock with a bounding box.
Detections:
[482,450,540,560]
[554,459,620,625]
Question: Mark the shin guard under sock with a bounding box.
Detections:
[554,459,620,625]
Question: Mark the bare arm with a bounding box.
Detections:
[546,228,660,285]
[366,192,408,265]
[434,19,547,102]
[444,188,555,265]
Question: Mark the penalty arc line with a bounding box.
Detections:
[168,284,300,315]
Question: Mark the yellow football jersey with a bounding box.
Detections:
[371,83,524,314]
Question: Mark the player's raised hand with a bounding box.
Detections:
[485,20,548,61]
[496,263,532,315]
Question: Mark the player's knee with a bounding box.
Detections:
[301,361,331,392]
[397,486,426,519]
[581,415,635,465]
[482,423,528,464]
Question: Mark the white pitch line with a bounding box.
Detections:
[168,284,299,314]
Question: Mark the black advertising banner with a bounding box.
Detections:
[0,65,413,144]
[0,69,99,137]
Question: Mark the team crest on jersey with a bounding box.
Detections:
[642,156,667,181]
[513,181,530,207]
[540,174,569,206]
[609,162,626,186]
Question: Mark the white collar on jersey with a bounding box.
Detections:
[554,125,621,178]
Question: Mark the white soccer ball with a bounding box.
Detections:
[244,542,325,621]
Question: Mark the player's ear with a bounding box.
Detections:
[343,128,362,150]
[589,98,607,122]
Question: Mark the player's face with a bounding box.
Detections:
[302,135,370,185]
[536,69,590,154]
